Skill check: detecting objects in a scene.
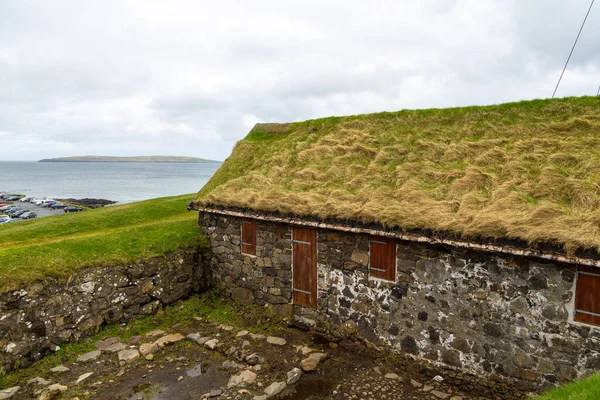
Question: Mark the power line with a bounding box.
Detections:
[552,0,595,98]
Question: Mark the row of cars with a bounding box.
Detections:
[0,192,84,225]
[17,196,83,212]
[0,204,37,220]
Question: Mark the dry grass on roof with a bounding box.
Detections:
[193,96,600,255]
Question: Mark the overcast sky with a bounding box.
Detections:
[0,1,598,161]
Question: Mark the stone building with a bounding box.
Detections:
[189,97,600,391]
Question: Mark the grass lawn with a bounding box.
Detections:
[0,194,206,293]
[536,374,600,399]
[193,96,600,255]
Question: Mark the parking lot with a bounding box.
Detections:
[10,201,64,218]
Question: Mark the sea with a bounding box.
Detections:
[0,161,221,204]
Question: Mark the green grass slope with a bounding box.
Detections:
[193,96,600,255]
[0,194,205,292]
[536,374,600,399]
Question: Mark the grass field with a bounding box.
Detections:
[193,96,600,255]
[0,194,205,293]
[536,374,600,399]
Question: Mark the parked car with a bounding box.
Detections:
[43,201,58,208]
[7,208,23,216]
[19,196,32,202]
[49,202,66,209]
[20,211,37,219]
[4,206,20,214]
[12,209,28,218]
[5,218,23,223]
[64,206,83,213]
[0,215,9,224]
[7,195,21,201]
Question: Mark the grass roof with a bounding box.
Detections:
[192,96,600,255]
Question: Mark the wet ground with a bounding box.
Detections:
[12,311,526,400]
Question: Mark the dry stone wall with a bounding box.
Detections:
[0,247,210,373]
[200,212,600,392]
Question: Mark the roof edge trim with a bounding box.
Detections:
[194,205,600,268]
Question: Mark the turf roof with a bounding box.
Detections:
[193,96,600,255]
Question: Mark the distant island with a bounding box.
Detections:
[39,155,220,163]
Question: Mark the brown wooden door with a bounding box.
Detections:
[575,266,600,326]
[292,227,317,309]
[369,235,396,281]
[241,219,256,255]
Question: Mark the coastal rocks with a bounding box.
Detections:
[0,247,210,373]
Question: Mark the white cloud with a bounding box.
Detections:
[0,0,598,161]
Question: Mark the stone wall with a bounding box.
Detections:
[200,212,600,392]
[0,247,210,373]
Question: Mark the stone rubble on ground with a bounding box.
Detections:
[154,333,185,347]
[76,350,101,363]
[300,352,328,371]
[264,381,286,397]
[139,342,159,357]
[286,367,302,385]
[0,386,20,400]
[27,377,52,386]
[75,372,94,385]
[117,348,140,362]
[227,370,257,388]
[266,336,286,346]
[49,365,69,373]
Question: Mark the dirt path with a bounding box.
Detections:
[11,310,525,400]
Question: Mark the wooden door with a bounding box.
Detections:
[292,227,317,308]
[241,219,256,255]
[575,266,600,326]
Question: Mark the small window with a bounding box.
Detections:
[241,219,256,255]
[369,235,396,281]
[574,266,600,326]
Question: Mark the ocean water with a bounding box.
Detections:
[0,161,221,204]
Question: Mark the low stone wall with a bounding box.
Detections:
[0,247,210,373]
[200,212,600,392]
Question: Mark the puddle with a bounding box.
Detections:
[310,332,331,346]
[186,364,203,378]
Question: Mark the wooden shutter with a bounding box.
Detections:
[575,266,600,325]
[369,235,396,281]
[292,227,317,309]
[241,219,256,255]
